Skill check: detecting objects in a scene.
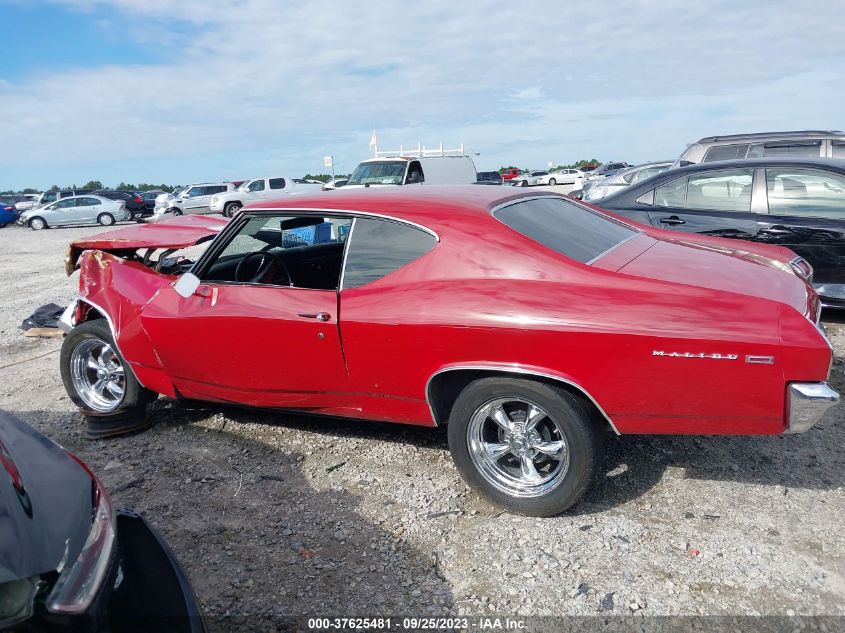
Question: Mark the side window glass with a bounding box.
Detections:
[188,187,203,197]
[654,177,687,207]
[405,161,424,184]
[761,141,821,158]
[832,142,845,159]
[702,144,749,162]
[685,169,753,212]
[766,168,845,218]
[57,199,76,209]
[269,178,286,190]
[248,180,265,192]
[343,218,436,289]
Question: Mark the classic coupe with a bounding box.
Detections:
[59,186,837,516]
[598,157,845,307]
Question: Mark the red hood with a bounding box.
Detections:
[66,215,227,274]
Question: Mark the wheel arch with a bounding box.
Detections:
[426,365,620,435]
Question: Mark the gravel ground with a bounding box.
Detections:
[1,217,843,630]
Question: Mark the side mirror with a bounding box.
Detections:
[174,273,201,298]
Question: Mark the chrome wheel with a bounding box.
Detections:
[467,397,569,498]
[70,338,126,412]
[225,203,241,218]
[29,217,46,230]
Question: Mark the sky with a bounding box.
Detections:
[1,0,844,190]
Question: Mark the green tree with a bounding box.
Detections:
[48,184,59,192]
[83,180,104,190]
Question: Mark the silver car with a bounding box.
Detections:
[583,161,673,201]
[150,182,235,221]
[18,195,128,230]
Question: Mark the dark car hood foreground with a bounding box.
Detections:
[0,411,93,583]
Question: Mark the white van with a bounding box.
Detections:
[345,143,477,188]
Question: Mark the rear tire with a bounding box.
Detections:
[447,377,604,516]
[60,319,157,438]
[97,213,115,226]
[29,217,47,230]
[548,178,557,186]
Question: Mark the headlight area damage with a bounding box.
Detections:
[65,214,227,276]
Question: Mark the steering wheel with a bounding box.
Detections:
[234,251,292,285]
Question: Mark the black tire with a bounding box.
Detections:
[520,180,529,187]
[548,178,557,186]
[224,202,242,218]
[171,208,183,216]
[447,377,604,517]
[28,216,47,230]
[60,319,157,438]
[97,213,115,226]
[126,210,135,221]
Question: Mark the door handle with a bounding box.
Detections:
[659,216,686,225]
[297,311,331,322]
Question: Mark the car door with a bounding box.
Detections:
[755,166,845,291]
[245,179,270,200]
[643,167,760,240]
[74,197,102,223]
[48,198,80,225]
[268,178,287,197]
[181,186,206,214]
[140,213,352,409]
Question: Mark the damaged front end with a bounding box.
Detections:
[65,214,227,276]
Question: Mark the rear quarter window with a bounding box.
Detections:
[494,197,636,264]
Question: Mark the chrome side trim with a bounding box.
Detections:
[242,206,440,242]
[75,296,147,389]
[425,365,621,435]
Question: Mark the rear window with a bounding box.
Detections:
[703,144,749,161]
[494,197,637,264]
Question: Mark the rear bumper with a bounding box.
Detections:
[110,510,207,632]
[785,382,839,433]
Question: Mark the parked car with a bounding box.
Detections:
[676,130,845,166]
[345,155,477,188]
[513,170,549,187]
[150,182,235,221]
[14,194,41,212]
[545,168,581,185]
[500,168,523,182]
[209,177,323,218]
[60,186,835,516]
[0,410,206,631]
[139,190,165,214]
[475,171,504,185]
[91,190,146,220]
[0,199,18,226]
[596,157,845,307]
[583,161,673,201]
[32,189,93,208]
[322,178,349,190]
[18,195,128,230]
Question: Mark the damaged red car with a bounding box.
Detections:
[59,186,838,516]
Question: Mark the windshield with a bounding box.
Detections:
[347,161,407,185]
[237,180,253,192]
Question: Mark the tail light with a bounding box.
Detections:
[46,453,115,614]
[790,257,813,282]
[132,196,142,204]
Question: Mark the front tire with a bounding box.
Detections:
[61,319,157,438]
[224,202,242,218]
[171,208,183,216]
[520,180,529,187]
[447,377,604,516]
[548,178,557,186]
[97,213,115,226]
[29,217,47,230]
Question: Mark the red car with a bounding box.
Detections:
[59,186,838,516]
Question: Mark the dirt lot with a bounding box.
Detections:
[1,217,843,629]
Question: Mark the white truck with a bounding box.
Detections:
[208,177,323,217]
[344,143,477,188]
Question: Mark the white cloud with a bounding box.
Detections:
[1,0,844,188]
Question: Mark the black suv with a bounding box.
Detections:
[92,190,147,219]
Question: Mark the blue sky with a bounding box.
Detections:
[1,0,844,190]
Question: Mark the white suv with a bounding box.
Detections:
[208,177,322,217]
[151,182,235,221]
